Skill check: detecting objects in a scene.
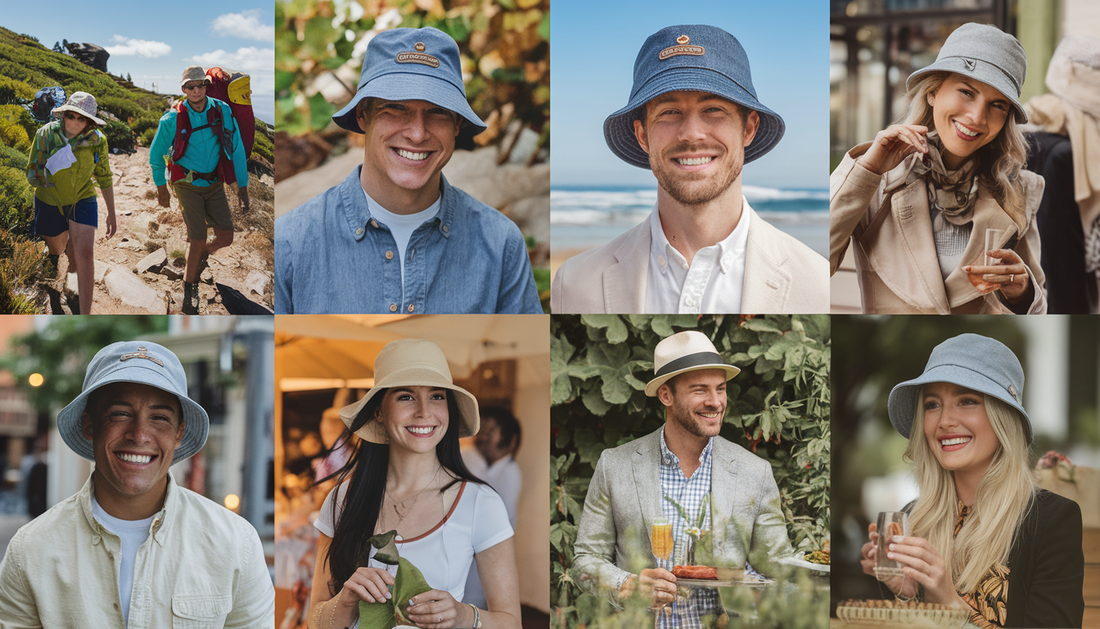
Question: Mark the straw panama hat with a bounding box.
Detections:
[57,341,210,463]
[644,331,741,397]
[339,339,480,443]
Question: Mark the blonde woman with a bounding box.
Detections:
[860,334,1083,628]
[830,24,1046,314]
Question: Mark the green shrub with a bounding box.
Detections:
[140,126,157,147]
[103,119,134,152]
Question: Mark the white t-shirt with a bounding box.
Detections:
[91,496,155,627]
[314,479,512,602]
[645,200,750,313]
[363,188,441,292]
[460,449,523,608]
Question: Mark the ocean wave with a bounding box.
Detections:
[742,186,829,201]
[550,189,658,209]
[550,208,651,226]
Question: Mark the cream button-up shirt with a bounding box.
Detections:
[0,474,275,628]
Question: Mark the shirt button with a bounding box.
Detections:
[370,220,379,228]
[114,603,120,610]
[389,303,397,312]
[355,227,363,236]
[441,224,449,234]
[385,250,394,260]
[407,304,415,312]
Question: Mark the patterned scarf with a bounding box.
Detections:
[910,131,981,226]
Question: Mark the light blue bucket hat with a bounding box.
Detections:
[604,24,785,169]
[57,341,210,463]
[887,333,1032,443]
[332,27,487,134]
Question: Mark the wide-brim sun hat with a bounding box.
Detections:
[644,331,741,397]
[57,341,210,463]
[338,338,479,443]
[180,65,212,89]
[52,91,106,127]
[332,27,486,135]
[604,24,785,169]
[888,333,1032,443]
[906,22,1028,123]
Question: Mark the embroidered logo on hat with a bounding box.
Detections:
[964,57,976,71]
[119,346,164,367]
[659,35,704,60]
[1009,384,1018,401]
[396,44,440,68]
[415,42,426,51]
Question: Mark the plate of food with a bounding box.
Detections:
[671,565,771,588]
[778,541,831,573]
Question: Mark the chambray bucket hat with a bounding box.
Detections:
[645,331,740,397]
[604,25,785,169]
[887,333,1032,443]
[57,341,210,463]
[52,92,106,127]
[907,23,1029,123]
[332,27,487,134]
[339,339,479,443]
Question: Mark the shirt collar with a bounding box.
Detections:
[343,167,457,242]
[658,425,714,468]
[648,198,751,276]
[80,472,179,546]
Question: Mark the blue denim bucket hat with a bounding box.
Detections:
[887,333,1032,443]
[604,25,785,169]
[57,341,210,463]
[332,27,487,134]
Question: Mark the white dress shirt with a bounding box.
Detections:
[645,200,750,313]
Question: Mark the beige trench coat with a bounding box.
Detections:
[830,143,1047,314]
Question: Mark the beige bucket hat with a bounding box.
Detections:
[338,339,479,443]
[644,331,741,397]
[180,66,212,89]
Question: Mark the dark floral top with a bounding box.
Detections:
[956,502,1010,627]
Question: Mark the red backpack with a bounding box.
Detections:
[168,98,237,185]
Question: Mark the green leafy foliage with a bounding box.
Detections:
[103,119,135,152]
[550,315,830,628]
[357,557,433,629]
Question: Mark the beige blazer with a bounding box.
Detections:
[830,144,1047,314]
[551,200,830,314]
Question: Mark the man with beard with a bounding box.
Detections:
[572,331,795,626]
[551,25,828,314]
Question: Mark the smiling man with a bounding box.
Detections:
[573,331,795,627]
[0,341,274,628]
[552,25,829,314]
[275,27,541,314]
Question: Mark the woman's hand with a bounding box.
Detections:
[964,249,1031,304]
[404,589,469,629]
[858,125,929,176]
[336,566,395,611]
[885,535,968,609]
[860,523,919,599]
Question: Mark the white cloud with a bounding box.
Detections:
[186,47,276,124]
[211,10,274,42]
[104,35,171,58]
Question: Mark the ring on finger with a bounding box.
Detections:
[1010,273,1014,283]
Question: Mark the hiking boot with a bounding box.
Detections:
[182,281,200,315]
[44,254,59,279]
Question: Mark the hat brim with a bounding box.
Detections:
[51,105,106,127]
[57,370,210,464]
[332,73,487,135]
[906,61,1027,124]
[604,67,785,169]
[645,363,741,397]
[887,365,1032,443]
[338,367,480,443]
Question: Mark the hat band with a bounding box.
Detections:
[941,55,1021,95]
[654,352,725,378]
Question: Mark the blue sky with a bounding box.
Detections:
[3,1,274,123]
[551,0,827,189]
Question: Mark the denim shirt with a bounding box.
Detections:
[275,167,542,314]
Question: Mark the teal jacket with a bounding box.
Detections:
[148,96,248,188]
[26,120,112,207]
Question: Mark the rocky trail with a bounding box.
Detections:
[38,147,274,315]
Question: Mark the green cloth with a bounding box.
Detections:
[26,120,113,208]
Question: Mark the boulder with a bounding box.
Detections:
[65,43,109,73]
[136,248,167,274]
[103,265,159,312]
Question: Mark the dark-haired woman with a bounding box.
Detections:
[307,339,521,629]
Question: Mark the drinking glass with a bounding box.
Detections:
[984,228,1006,266]
[874,511,909,580]
[651,518,672,562]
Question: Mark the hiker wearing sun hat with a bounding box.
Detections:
[551,25,829,315]
[858,332,1083,626]
[0,340,275,628]
[310,338,520,629]
[831,23,1048,315]
[26,90,116,313]
[276,27,540,315]
[574,330,795,623]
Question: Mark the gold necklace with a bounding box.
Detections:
[386,467,442,528]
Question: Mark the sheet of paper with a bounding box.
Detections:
[45,144,77,175]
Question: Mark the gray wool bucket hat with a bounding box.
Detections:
[907,22,1028,123]
[57,341,210,463]
[332,27,486,135]
[887,333,1032,443]
[604,24,785,169]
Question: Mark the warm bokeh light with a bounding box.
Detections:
[28,373,43,387]
[224,494,240,510]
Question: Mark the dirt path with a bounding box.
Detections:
[42,147,274,314]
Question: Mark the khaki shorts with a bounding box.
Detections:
[172,181,234,241]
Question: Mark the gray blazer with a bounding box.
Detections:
[572,427,794,598]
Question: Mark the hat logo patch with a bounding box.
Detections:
[660,35,704,60]
[397,50,440,68]
[415,42,426,52]
[1008,384,1018,401]
[964,58,976,71]
[120,346,164,367]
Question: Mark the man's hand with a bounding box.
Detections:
[620,568,677,608]
[157,185,171,208]
[238,186,250,212]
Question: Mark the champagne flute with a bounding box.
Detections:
[651,518,672,563]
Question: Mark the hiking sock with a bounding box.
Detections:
[182,281,200,315]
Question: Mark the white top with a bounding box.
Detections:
[459,450,523,609]
[645,199,750,313]
[314,479,512,603]
[363,187,441,293]
[91,496,156,628]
